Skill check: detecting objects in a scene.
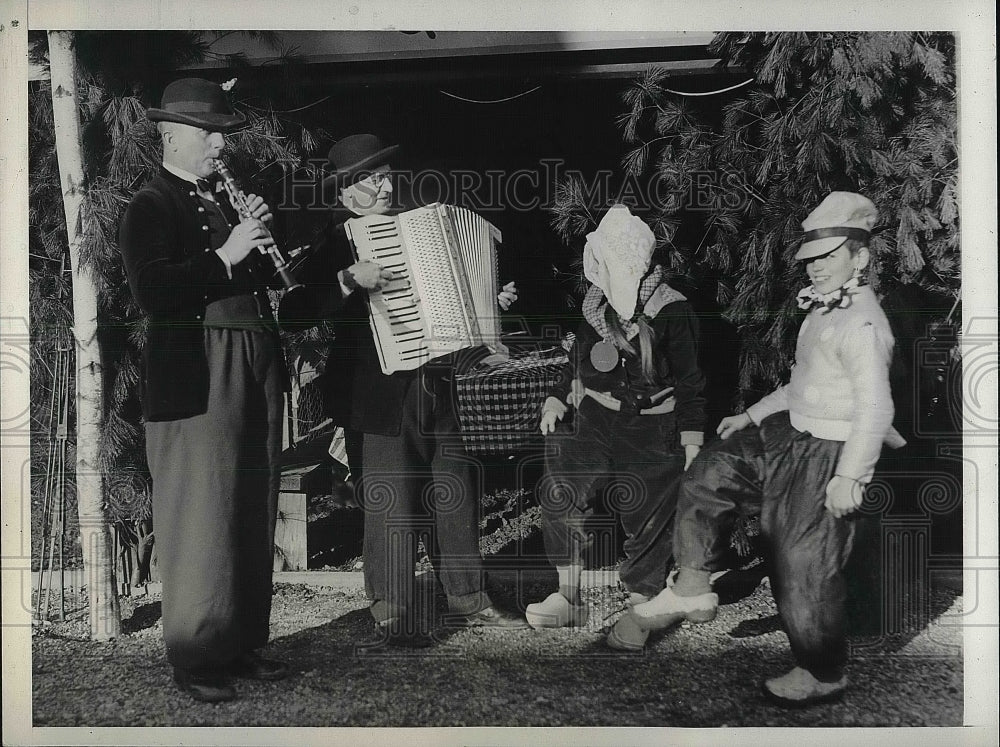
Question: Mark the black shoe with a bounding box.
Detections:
[228,651,290,681]
[446,606,530,629]
[173,667,236,703]
[373,617,435,648]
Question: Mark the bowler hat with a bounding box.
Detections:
[147,78,246,132]
[321,134,399,190]
[795,192,878,260]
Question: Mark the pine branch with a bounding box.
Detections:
[589,31,959,401]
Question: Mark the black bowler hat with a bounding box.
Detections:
[321,134,400,190]
[147,78,246,132]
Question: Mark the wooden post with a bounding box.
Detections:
[47,30,121,639]
[274,466,315,571]
[273,492,308,572]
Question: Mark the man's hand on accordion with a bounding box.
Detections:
[339,261,395,293]
[497,280,519,311]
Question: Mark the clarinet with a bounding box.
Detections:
[212,158,302,291]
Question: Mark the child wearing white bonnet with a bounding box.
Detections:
[527,205,708,651]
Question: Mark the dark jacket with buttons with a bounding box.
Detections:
[549,300,707,443]
[120,168,281,422]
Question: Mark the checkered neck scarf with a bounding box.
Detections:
[796,276,864,314]
[582,264,668,342]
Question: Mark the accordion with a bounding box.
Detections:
[345,203,507,374]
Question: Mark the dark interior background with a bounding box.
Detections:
[211,48,746,429]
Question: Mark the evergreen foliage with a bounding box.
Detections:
[29,73,81,568]
[550,32,959,403]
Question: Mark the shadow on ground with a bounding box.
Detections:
[122,602,162,634]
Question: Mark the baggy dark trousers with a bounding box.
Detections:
[358,375,491,622]
[540,397,684,597]
[145,328,283,670]
[674,411,855,681]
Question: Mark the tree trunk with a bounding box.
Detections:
[47,30,121,640]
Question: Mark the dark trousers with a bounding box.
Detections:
[145,328,283,671]
[358,375,490,622]
[675,412,855,680]
[539,397,684,597]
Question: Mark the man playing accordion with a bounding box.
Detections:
[280,134,525,646]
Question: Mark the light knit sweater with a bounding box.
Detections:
[746,285,905,482]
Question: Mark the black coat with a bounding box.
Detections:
[120,168,282,421]
[550,300,707,438]
[279,218,417,437]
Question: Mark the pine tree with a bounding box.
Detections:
[550,32,959,404]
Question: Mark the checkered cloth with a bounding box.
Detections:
[455,353,568,454]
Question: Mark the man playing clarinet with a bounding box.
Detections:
[120,78,289,702]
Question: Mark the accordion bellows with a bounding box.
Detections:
[346,204,507,374]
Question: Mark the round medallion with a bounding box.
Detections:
[590,340,619,372]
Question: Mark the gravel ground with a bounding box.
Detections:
[31,572,963,728]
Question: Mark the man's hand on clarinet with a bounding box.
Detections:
[243,193,272,223]
[218,217,274,266]
[497,280,519,311]
[340,261,394,292]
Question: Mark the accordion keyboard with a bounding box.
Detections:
[346,204,503,374]
[348,216,430,370]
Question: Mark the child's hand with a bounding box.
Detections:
[539,397,568,435]
[716,412,752,440]
[824,475,865,518]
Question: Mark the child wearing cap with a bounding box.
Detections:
[525,205,706,651]
[630,192,905,705]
